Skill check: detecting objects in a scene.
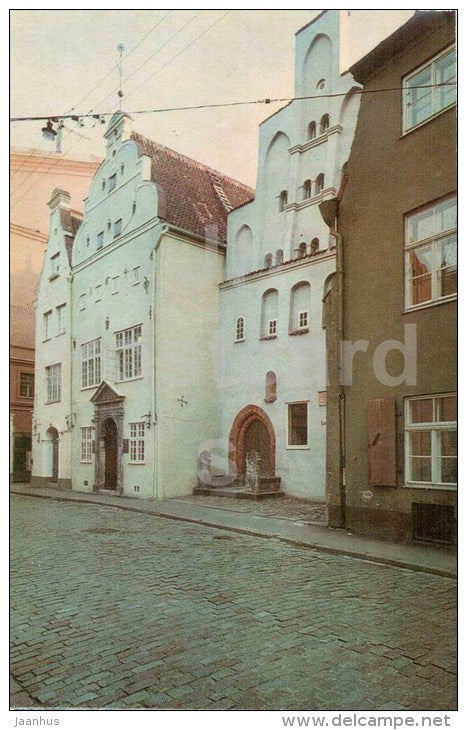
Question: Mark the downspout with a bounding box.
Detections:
[150,223,168,500]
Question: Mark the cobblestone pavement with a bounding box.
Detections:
[175,495,327,524]
[10,495,456,711]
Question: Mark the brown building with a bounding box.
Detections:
[322,11,456,544]
[10,149,100,482]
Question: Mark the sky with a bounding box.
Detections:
[10,9,415,188]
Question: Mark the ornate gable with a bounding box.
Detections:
[90,381,125,405]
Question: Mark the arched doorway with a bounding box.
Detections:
[229,405,276,479]
[44,427,59,482]
[102,418,118,490]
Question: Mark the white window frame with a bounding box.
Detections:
[129,422,145,464]
[97,231,104,250]
[114,218,122,238]
[404,195,457,311]
[43,310,52,340]
[46,363,61,403]
[108,173,117,192]
[57,303,66,335]
[81,338,101,389]
[298,310,309,329]
[79,294,86,311]
[286,401,309,449]
[80,426,94,463]
[116,325,142,382]
[132,266,140,285]
[235,316,245,342]
[94,284,102,302]
[402,45,456,134]
[50,252,60,278]
[111,276,120,294]
[19,372,34,399]
[404,393,457,490]
[268,318,277,336]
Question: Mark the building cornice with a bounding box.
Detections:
[10,150,101,178]
[220,250,335,291]
[10,223,48,243]
[284,187,338,212]
[288,125,342,155]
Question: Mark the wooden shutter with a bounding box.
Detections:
[367,397,397,487]
[122,439,129,454]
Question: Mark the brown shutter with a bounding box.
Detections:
[367,397,397,487]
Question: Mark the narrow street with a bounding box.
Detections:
[10,495,456,711]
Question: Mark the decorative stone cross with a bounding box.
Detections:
[177,396,188,407]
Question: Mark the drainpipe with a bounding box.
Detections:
[150,223,168,500]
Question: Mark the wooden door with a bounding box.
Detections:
[104,420,118,490]
[51,432,59,482]
[244,418,272,476]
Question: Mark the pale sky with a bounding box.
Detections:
[10,9,414,188]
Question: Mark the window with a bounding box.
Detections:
[94,284,102,302]
[236,317,244,342]
[265,371,277,403]
[307,121,316,140]
[287,402,308,447]
[129,423,145,463]
[290,281,311,334]
[298,311,308,329]
[264,253,273,268]
[279,190,288,211]
[132,266,140,284]
[108,173,117,192]
[315,173,324,195]
[19,372,34,399]
[79,294,86,310]
[275,249,283,265]
[44,310,52,340]
[57,304,66,335]
[319,114,330,134]
[111,276,120,294]
[297,242,307,258]
[317,79,326,91]
[116,325,142,381]
[97,231,104,250]
[405,394,457,488]
[46,364,61,403]
[310,237,319,254]
[303,180,312,199]
[260,289,278,338]
[405,195,457,308]
[114,218,122,238]
[403,46,456,132]
[81,338,101,388]
[81,427,94,462]
[50,253,60,278]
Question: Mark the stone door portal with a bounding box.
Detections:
[91,381,125,494]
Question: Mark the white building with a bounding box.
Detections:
[215,11,360,499]
[32,112,253,499]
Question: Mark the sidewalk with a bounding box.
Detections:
[10,483,456,578]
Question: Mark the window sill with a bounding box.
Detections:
[48,274,59,281]
[403,482,457,491]
[115,375,144,384]
[286,445,310,450]
[260,335,277,341]
[81,384,100,391]
[400,102,456,138]
[234,338,245,343]
[132,281,140,286]
[56,331,66,337]
[404,294,457,313]
[289,328,309,336]
[112,291,119,295]
[45,399,61,405]
[80,460,93,465]
[42,338,51,343]
[264,397,277,404]
[128,461,146,466]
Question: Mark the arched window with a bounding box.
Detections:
[236,317,245,342]
[320,114,330,134]
[303,180,312,200]
[264,253,273,269]
[279,190,288,211]
[315,173,325,195]
[265,371,277,403]
[275,249,283,265]
[261,288,278,338]
[307,121,316,140]
[289,281,311,333]
[310,237,319,254]
[297,242,307,259]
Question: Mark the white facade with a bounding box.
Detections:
[32,113,237,499]
[219,10,360,499]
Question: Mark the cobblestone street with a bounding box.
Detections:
[10,495,456,711]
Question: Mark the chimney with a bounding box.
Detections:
[48,188,71,212]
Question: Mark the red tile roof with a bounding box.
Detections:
[131,131,254,244]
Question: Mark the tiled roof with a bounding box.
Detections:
[131,131,254,244]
